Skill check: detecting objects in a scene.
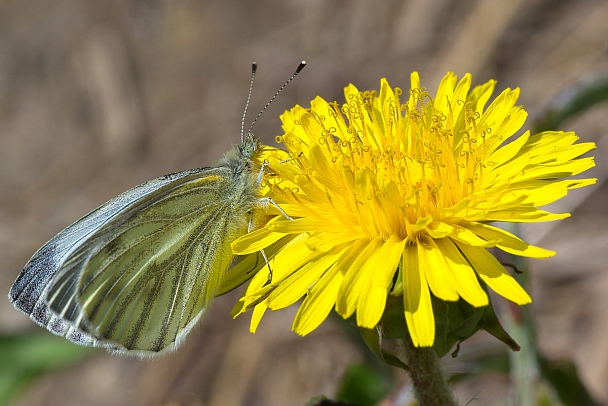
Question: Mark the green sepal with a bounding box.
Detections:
[358,295,409,369]
[363,291,521,365]
[379,294,408,340]
[359,327,408,370]
[432,295,521,357]
[480,298,521,352]
[431,296,486,357]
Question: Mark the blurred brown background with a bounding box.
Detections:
[1,0,607,405]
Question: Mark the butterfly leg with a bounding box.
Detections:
[258,197,293,221]
[256,161,294,220]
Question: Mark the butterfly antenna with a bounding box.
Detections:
[247,61,306,136]
[241,62,258,143]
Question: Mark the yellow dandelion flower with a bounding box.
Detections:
[232,72,596,347]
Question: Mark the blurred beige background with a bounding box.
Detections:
[1,0,607,405]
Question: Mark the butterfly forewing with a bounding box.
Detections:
[10,165,253,355]
[10,169,207,319]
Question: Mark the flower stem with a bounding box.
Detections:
[398,333,457,406]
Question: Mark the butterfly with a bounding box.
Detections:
[8,62,305,357]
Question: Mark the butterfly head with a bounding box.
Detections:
[239,132,261,160]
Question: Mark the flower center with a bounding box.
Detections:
[276,87,493,242]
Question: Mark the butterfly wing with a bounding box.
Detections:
[9,166,251,356]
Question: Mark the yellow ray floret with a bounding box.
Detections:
[232,72,596,347]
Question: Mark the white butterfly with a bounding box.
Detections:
[8,62,305,357]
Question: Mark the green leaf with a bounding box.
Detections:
[533,75,608,132]
[334,363,392,406]
[0,333,92,404]
[538,355,601,406]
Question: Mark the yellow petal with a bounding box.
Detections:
[427,222,497,247]
[292,262,344,336]
[487,207,570,222]
[357,237,407,328]
[488,130,530,170]
[433,238,488,307]
[268,246,346,310]
[456,242,531,305]
[336,237,384,318]
[306,230,363,252]
[513,179,597,206]
[467,79,497,115]
[268,217,337,233]
[249,304,268,333]
[517,157,596,181]
[418,239,459,301]
[403,243,435,347]
[434,72,459,113]
[468,222,555,258]
[449,74,472,123]
[232,224,286,254]
[270,238,325,283]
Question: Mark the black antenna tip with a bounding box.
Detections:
[296,61,306,73]
[252,62,257,73]
[246,61,307,135]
